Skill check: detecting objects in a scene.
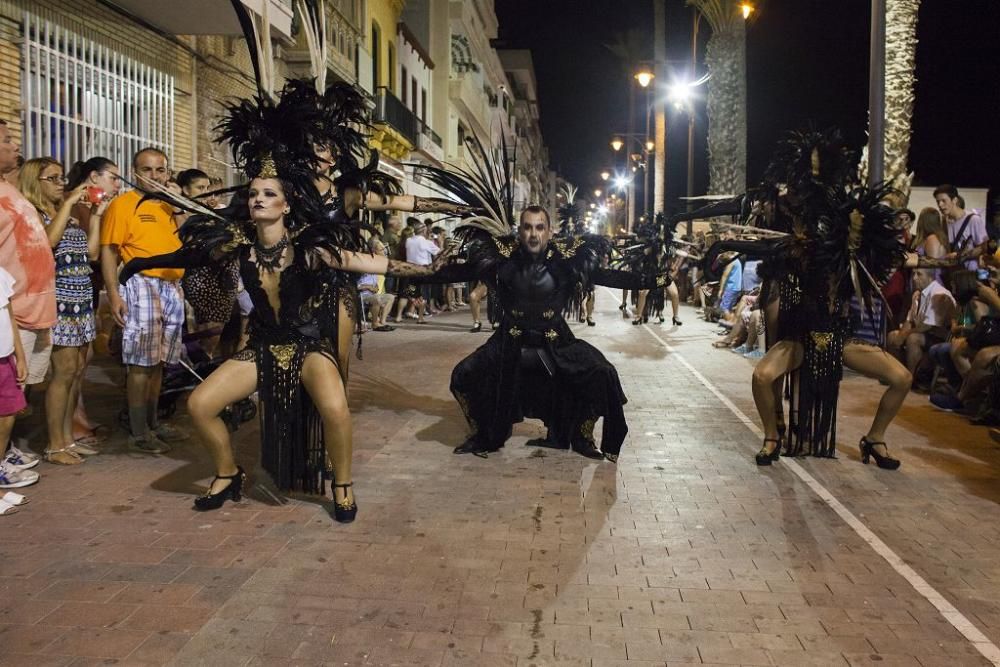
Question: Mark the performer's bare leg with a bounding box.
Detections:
[301,353,354,508]
[336,298,354,385]
[843,343,911,450]
[187,359,258,495]
[585,291,595,324]
[752,341,804,445]
[666,282,681,323]
[633,290,648,324]
[468,282,487,331]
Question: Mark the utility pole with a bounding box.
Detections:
[653,0,666,216]
[627,82,636,232]
[867,0,886,186]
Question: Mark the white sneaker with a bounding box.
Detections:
[3,445,40,470]
[0,461,40,489]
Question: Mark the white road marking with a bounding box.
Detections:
[612,291,1000,665]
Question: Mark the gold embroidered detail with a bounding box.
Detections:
[545,329,558,341]
[494,238,517,257]
[542,309,555,319]
[509,326,522,338]
[258,152,279,179]
[656,274,667,287]
[810,332,833,352]
[220,223,252,253]
[269,344,296,370]
[580,417,597,444]
[561,237,584,258]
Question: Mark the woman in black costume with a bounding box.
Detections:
[701,130,955,470]
[121,81,464,521]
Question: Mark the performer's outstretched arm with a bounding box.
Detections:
[592,268,670,291]
[118,246,215,286]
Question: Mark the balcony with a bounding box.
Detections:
[370,87,417,161]
[415,123,444,163]
[110,0,294,39]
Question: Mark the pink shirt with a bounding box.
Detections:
[0,182,56,330]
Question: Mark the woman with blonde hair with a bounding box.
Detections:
[18,157,104,464]
[911,207,949,258]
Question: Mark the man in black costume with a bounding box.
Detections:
[434,205,666,461]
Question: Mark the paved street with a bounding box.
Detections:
[4,289,1000,666]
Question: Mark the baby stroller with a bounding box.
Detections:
[117,328,257,433]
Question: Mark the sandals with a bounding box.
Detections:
[44,447,85,465]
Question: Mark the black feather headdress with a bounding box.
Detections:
[763,128,856,230]
[556,184,584,237]
[410,134,514,240]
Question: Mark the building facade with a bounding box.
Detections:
[0,0,555,216]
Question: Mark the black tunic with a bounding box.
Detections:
[432,235,666,455]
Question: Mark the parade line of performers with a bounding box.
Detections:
[114,4,981,522]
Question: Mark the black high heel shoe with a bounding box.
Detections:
[632,318,641,326]
[586,318,596,326]
[672,317,683,326]
[657,315,665,324]
[194,467,245,511]
[859,437,900,470]
[332,482,357,523]
[469,321,482,333]
[755,439,781,466]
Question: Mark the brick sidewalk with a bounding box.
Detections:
[1,292,998,666]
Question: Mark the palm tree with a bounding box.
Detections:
[860,0,920,200]
[687,0,747,196]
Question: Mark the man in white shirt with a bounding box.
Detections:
[887,269,956,380]
[404,221,440,324]
[935,184,988,271]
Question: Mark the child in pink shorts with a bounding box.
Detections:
[0,267,36,513]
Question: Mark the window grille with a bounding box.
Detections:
[20,12,174,171]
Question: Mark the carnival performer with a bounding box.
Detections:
[118,80,465,521]
[620,213,682,327]
[699,130,955,471]
[415,140,668,460]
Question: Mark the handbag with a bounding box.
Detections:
[969,316,1000,350]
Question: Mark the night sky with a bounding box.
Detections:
[494,0,1000,210]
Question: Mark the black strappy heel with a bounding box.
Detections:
[860,437,900,470]
[194,467,246,511]
[332,482,357,523]
[755,439,781,466]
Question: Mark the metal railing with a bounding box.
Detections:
[20,11,174,170]
[373,86,419,145]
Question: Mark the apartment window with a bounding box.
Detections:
[371,22,381,88]
[388,43,396,93]
[420,88,427,122]
[20,12,173,170]
[401,66,408,104]
[411,77,417,115]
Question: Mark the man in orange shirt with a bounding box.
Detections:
[100,147,188,454]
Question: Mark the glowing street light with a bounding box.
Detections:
[600,170,610,181]
[610,137,624,152]
[597,205,608,215]
[614,176,630,191]
[740,2,754,19]
[634,69,654,88]
[593,189,602,197]
[645,140,655,152]
[589,202,596,209]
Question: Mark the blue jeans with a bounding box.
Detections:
[929,342,961,387]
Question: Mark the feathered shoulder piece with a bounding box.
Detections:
[816,182,907,306]
[549,234,611,286]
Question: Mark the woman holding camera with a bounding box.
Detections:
[19,157,110,464]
